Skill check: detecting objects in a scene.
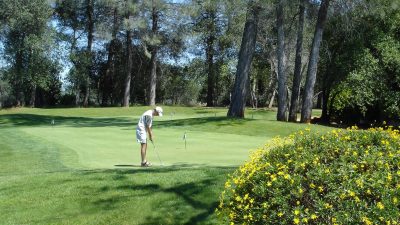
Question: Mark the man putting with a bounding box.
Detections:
[136,106,163,167]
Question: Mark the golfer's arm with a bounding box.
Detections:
[147,126,153,141]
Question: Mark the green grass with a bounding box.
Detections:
[0,106,331,225]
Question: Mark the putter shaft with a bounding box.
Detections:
[151,140,163,166]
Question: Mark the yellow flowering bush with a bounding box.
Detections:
[217,127,400,224]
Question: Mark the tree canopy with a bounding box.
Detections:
[0,0,399,125]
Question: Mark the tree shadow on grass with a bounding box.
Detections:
[0,113,253,129]
[156,116,252,128]
[81,165,234,224]
[0,114,134,128]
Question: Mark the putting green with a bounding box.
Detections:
[19,119,268,169]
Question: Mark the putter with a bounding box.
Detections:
[151,140,164,166]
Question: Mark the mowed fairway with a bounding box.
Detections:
[0,107,331,225]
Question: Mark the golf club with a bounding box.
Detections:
[151,140,163,166]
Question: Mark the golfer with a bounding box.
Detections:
[136,106,163,167]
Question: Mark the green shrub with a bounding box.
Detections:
[217,127,400,225]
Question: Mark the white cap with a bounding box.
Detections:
[155,106,163,117]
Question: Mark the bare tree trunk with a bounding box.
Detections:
[149,1,158,106]
[83,0,94,107]
[123,31,132,107]
[123,2,132,107]
[289,0,306,122]
[276,0,287,121]
[301,0,330,123]
[15,50,24,107]
[75,85,80,107]
[103,7,119,106]
[206,11,216,107]
[149,49,157,106]
[269,89,277,109]
[29,85,36,107]
[227,2,259,118]
[250,78,257,108]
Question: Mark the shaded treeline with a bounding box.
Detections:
[0,0,399,125]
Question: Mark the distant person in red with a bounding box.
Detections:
[136,107,163,167]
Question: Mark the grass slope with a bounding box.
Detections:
[0,107,331,225]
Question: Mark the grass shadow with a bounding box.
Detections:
[0,113,254,130]
[156,116,252,128]
[0,114,133,128]
[77,165,235,224]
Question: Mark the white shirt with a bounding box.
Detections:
[136,110,153,132]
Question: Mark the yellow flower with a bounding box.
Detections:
[387,173,392,181]
[377,202,385,210]
[235,195,242,202]
[393,197,398,204]
[311,214,318,220]
[293,218,300,224]
[244,193,249,200]
[302,218,309,223]
[324,203,333,209]
[309,183,316,189]
[277,212,284,217]
[340,193,346,199]
[294,209,300,215]
[362,216,372,225]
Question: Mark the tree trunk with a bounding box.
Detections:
[83,0,94,107]
[206,11,216,107]
[15,50,24,107]
[301,0,330,123]
[29,85,36,107]
[276,0,287,121]
[75,85,80,107]
[227,2,259,118]
[149,1,158,106]
[268,89,277,109]
[123,30,132,107]
[123,0,132,107]
[250,78,257,108]
[103,7,119,106]
[149,48,157,106]
[289,0,306,122]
